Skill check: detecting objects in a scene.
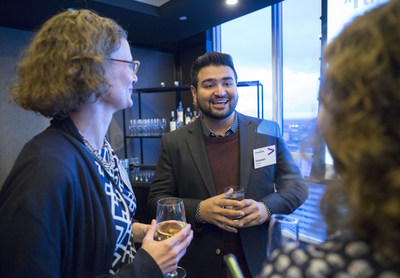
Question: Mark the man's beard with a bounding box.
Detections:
[197,96,238,120]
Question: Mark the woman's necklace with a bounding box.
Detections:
[80,132,115,170]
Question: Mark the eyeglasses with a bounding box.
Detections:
[110,58,140,74]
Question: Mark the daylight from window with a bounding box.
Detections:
[222,0,390,178]
[328,0,389,44]
[221,0,324,243]
[221,0,321,179]
[221,7,273,120]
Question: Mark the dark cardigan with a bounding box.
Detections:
[0,117,162,278]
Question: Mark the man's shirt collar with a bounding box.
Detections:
[200,112,238,137]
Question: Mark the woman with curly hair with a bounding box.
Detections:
[0,9,192,278]
[258,1,400,277]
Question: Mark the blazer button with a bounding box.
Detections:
[216,249,221,255]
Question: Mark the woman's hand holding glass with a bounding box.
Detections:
[152,197,191,277]
[141,219,193,277]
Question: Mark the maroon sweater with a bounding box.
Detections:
[203,132,251,277]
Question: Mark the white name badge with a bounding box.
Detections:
[253,145,276,169]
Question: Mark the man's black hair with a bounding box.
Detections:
[190,52,238,89]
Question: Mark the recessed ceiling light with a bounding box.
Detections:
[179,16,187,21]
[226,0,238,5]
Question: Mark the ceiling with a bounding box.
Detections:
[0,0,281,52]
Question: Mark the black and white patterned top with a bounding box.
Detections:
[258,237,400,278]
[92,140,137,274]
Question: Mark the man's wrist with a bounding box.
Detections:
[195,201,206,224]
[260,201,272,222]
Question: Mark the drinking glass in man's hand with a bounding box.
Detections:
[224,186,244,201]
[224,186,245,221]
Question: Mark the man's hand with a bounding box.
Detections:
[199,192,245,233]
[235,200,269,227]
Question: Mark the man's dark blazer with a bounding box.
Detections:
[148,112,308,278]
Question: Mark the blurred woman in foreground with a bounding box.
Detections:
[258,1,400,277]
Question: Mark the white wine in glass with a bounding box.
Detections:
[154,197,187,278]
[154,220,186,241]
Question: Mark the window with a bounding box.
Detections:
[327,0,389,44]
[221,7,273,120]
[222,1,321,179]
[281,0,324,244]
[282,0,321,179]
[219,0,392,244]
[221,0,325,244]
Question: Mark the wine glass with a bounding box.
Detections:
[267,214,299,257]
[160,118,167,135]
[154,197,187,278]
[129,119,136,136]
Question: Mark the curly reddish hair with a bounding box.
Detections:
[319,0,400,265]
[11,9,127,117]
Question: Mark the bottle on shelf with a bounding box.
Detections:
[191,110,199,123]
[184,107,192,125]
[170,111,177,132]
[176,100,184,129]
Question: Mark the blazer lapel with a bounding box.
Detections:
[186,119,216,196]
[238,113,258,192]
